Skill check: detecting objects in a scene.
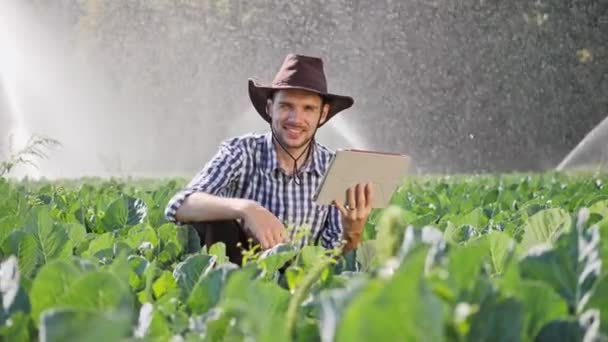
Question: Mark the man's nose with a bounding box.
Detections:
[286,109,302,122]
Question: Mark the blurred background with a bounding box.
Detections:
[1,0,607,178]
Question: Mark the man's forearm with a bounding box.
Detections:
[175,192,253,223]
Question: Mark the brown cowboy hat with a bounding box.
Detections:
[248,54,354,127]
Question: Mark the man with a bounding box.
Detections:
[164,54,373,262]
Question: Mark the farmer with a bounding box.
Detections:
[164,54,373,263]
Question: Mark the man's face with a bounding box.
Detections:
[267,89,329,150]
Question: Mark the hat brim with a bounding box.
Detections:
[248,78,354,127]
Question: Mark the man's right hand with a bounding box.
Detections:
[240,201,287,250]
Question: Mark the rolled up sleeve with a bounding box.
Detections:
[164,139,245,225]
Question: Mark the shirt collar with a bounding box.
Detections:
[263,132,323,176]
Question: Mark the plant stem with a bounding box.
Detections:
[285,255,336,341]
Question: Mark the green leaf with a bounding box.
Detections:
[30,259,84,325]
[0,214,20,246]
[0,312,31,341]
[487,231,513,275]
[374,206,408,263]
[517,281,569,340]
[258,243,296,275]
[24,207,71,265]
[187,264,238,315]
[82,232,114,258]
[444,223,478,244]
[534,314,601,342]
[447,237,488,292]
[588,199,608,218]
[520,219,601,314]
[209,242,228,265]
[100,196,147,231]
[60,271,134,314]
[318,277,368,342]
[220,275,290,341]
[355,240,378,272]
[453,208,488,230]
[587,275,608,335]
[3,231,42,279]
[336,247,444,341]
[152,271,177,299]
[519,208,571,253]
[123,224,158,251]
[60,223,87,246]
[173,254,216,298]
[467,297,523,342]
[39,308,131,342]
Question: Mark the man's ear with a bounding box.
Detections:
[319,103,330,125]
[266,99,273,117]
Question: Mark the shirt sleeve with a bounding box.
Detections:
[164,139,245,225]
[319,206,344,249]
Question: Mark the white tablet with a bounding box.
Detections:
[313,149,411,208]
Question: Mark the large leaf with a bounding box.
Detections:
[587,275,608,336]
[39,308,131,342]
[452,207,489,230]
[336,247,444,341]
[588,199,608,218]
[519,208,571,253]
[221,277,290,341]
[487,231,513,275]
[467,296,523,342]
[0,214,20,246]
[187,264,238,315]
[355,240,378,272]
[24,207,71,265]
[60,271,134,314]
[258,243,297,275]
[519,213,601,314]
[59,223,87,247]
[152,271,177,299]
[0,312,30,341]
[30,259,84,325]
[447,237,488,293]
[444,222,479,244]
[82,232,114,258]
[318,277,368,342]
[173,254,216,298]
[122,224,158,251]
[535,310,600,342]
[100,196,147,232]
[516,281,569,340]
[2,230,42,279]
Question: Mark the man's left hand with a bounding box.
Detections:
[333,182,374,253]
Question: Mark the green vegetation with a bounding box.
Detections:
[0,173,607,341]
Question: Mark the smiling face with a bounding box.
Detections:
[267,88,329,152]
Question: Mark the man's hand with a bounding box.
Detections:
[333,182,374,253]
[240,201,287,250]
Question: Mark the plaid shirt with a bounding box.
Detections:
[164,132,343,249]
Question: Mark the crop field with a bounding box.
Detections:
[0,173,607,341]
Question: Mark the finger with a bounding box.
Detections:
[357,183,366,210]
[259,236,270,250]
[274,228,286,245]
[347,186,356,209]
[333,200,349,217]
[266,231,279,248]
[366,182,375,210]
